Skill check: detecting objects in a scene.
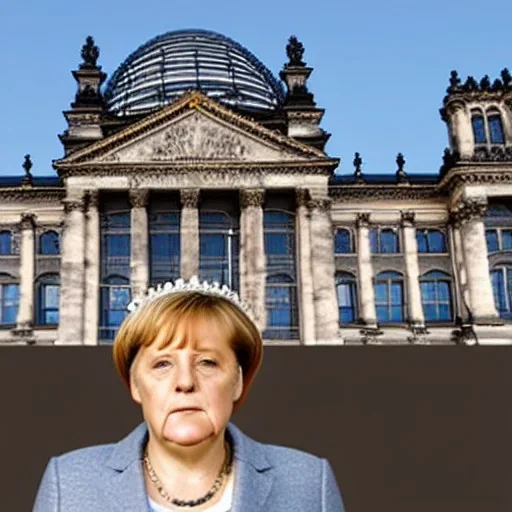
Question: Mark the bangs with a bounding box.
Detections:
[133,293,237,352]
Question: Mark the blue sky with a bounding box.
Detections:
[1,0,510,177]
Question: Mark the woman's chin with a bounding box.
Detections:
[163,412,214,446]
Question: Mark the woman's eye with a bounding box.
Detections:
[199,359,217,367]
[154,360,172,369]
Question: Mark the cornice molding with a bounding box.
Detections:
[0,188,65,203]
[329,185,443,202]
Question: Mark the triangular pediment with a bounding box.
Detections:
[57,92,331,167]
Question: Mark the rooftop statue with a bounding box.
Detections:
[286,36,305,67]
[80,36,100,69]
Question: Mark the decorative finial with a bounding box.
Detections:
[396,153,408,183]
[22,154,33,186]
[501,68,512,88]
[480,75,491,91]
[353,152,364,182]
[80,36,100,70]
[463,76,478,92]
[286,36,306,67]
[447,70,461,93]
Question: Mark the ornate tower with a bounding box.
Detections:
[440,69,512,167]
[279,36,330,151]
[59,36,107,155]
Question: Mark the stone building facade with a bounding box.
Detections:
[1,32,512,345]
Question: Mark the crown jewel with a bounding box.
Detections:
[127,275,255,322]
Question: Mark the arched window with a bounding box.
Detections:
[471,110,487,144]
[334,229,352,253]
[199,211,239,291]
[416,230,447,253]
[375,271,404,323]
[370,228,399,254]
[491,265,512,319]
[336,272,358,324]
[420,271,453,322]
[149,211,180,285]
[36,273,60,325]
[39,230,60,255]
[487,110,505,145]
[263,210,298,339]
[0,231,12,255]
[99,211,131,343]
[0,274,19,325]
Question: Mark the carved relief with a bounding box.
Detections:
[400,211,416,227]
[98,112,299,163]
[180,189,200,208]
[355,213,371,228]
[451,197,488,225]
[19,213,37,230]
[63,198,86,214]
[240,189,265,208]
[129,189,149,208]
[307,197,332,212]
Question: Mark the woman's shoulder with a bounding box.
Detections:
[52,442,116,472]
[259,440,324,469]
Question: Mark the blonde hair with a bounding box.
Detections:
[113,291,263,412]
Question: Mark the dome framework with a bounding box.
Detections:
[104,29,286,116]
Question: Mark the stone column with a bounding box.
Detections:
[356,213,377,327]
[239,189,266,332]
[454,197,499,323]
[57,196,86,344]
[83,191,100,345]
[130,189,149,297]
[15,213,36,333]
[295,189,316,345]
[180,189,200,280]
[401,211,425,326]
[308,197,340,343]
[450,102,473,159]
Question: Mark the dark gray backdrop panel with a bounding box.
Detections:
[0,347,511,512]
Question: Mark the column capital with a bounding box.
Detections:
[400,210,416,227]
[63,197,86,214]
[129,189,149,208]
[451,197,488,226]
[19,212,36,230]
[307,197,332,212]
[86,189,100,209]
[295,188,311,208]
[240,188,265,209]
[180,188,200,208]
[355,212,371,228]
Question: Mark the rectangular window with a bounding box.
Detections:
[486,230,499,252]
[1,284,19,325]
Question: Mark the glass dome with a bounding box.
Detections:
[104,29,285,116]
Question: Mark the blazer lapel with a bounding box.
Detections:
[99,421,275,512]
[227,423,275,512]
[101,422,150,512]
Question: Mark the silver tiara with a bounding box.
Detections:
[127,275,256,323]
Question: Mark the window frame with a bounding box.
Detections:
[472,107,506,147]
[370,227,400,254]
[336,271,359,325]
[38,230,60,256]
[420,270,454,323]
[334,228,353,254]
[0,230,13,256]
[374,271,405,324]
[0,274,19,326]
[485,227,512,253]
[35,273,60,326]
[416,229,448,254]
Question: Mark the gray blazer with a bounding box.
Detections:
[33,421,345,511]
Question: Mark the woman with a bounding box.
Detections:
[34,277,344,511]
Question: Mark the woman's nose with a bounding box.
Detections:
[174,360,196,392]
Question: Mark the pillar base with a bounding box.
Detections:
[11,326,35,344]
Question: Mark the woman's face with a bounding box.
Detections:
[129,314,243,448]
